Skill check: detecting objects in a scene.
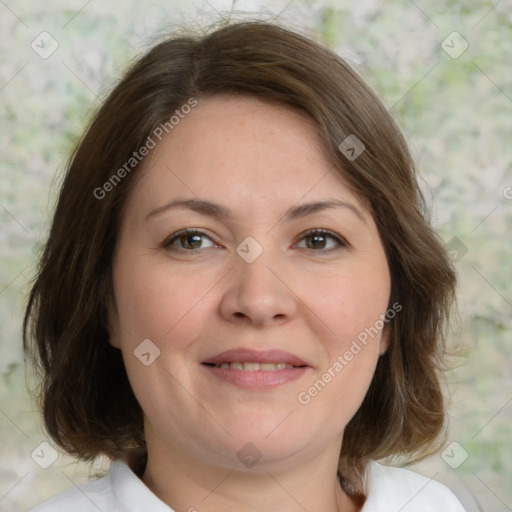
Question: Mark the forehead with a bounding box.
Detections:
[125,95,365,219]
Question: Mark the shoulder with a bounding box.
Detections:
[28,460,174,512]
[362,461,467,512]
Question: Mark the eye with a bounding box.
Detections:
[295,229,347,251]
[162,229,217,251]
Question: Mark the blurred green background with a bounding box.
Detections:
[1,1,511,511]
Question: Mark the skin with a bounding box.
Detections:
[109,95,391,512]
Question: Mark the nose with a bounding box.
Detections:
[219,249,298,328]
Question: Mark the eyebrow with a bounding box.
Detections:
[145,198,366,224]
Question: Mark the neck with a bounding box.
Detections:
[141,437,360,512]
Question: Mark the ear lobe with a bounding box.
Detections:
[379,326,391,356]
[109,332,121,349]
[106,299,121,349]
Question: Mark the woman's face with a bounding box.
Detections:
[110,96,391,471]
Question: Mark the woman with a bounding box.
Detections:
[24,20,466,511]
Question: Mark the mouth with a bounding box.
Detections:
[202,348,309,369]
[201,348,310,389]
[203,361,302,371]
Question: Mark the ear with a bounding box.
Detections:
[378,324,391,356]
[109,331,121,349]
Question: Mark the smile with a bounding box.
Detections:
[201,349,310,389]
[205,362,299,370]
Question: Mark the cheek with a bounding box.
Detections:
[294,264,390,418]
[111,257,217,423]
[110,255,225,408]
[112,255,215,347]
[303,265,390,349]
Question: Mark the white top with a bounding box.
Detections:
[29,460,467,511]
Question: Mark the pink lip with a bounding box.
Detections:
[202,348,309,367]
[201,349,310,390]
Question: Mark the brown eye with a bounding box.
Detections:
[306,234,328,249]
[163,230,216,250]
[178,233,203,249]
[296,229,346,251]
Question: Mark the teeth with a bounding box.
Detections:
[261,362,288,370]
[216,362,295,371]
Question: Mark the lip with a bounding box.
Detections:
[202,348,309,367]
[201,348,310,390]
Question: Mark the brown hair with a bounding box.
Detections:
[23,20,456,494]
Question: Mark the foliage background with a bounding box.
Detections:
[0,1,511,511]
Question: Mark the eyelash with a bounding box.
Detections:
[161,228,347,253]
